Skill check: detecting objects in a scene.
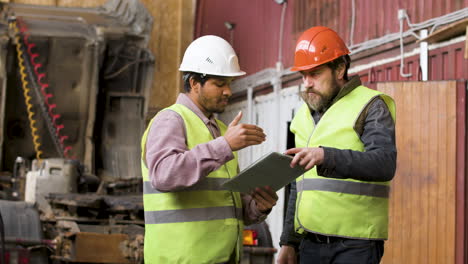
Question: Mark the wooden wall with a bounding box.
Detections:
[145,0,195,115]
[2,0,195,114]
[378,81,458,264]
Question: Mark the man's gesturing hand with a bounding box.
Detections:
[224,111,266,151]
[285,147,324,170]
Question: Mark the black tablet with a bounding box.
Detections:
[222,152,305,193]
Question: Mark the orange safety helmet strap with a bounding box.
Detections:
[291,26,350,72]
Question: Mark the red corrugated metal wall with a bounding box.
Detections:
[195,0,468,76]
[355,41,467,88]
[195,0,295,75]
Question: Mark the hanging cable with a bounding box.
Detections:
[10,20,43,161]
[104,58,152,80]
[350,8,468,54]
[402,12,421,39]
[399,12,412,78]
[349,0,356,47]
[277,1,287,65]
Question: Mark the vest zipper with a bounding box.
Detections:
[295,108,316,234]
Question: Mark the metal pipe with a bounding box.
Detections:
[242,246,277,255]
[272,71,282,151]
[4,237,55,247]
[247,87,253,163]
[419,29,428,81]
[83,40,100,173]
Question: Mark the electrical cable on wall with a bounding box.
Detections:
[277,1,287,66]
[399,10,412,78]
[104,58,153,79]
[349,0,355,48]
[348,7,467,78]
[350,8,468,54]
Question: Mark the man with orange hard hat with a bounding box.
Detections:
[277,26,397,264]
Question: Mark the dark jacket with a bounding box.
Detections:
[279,76,397,248]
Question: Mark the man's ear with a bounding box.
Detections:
[336,63,346,80]
[189,77,200,94]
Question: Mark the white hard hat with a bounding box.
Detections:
[179,35,246,77]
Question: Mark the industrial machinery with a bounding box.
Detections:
[0,0,153,262]
[0,0,275,263]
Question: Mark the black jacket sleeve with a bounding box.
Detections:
[279,181,303,248]
[317,98,397,182]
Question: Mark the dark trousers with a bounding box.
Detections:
[299,233,384,264]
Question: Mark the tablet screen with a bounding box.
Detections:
[222,152,305,193]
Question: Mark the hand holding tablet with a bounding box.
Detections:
[222,152,305,193]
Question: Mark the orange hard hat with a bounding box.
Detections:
[291,26,350,72]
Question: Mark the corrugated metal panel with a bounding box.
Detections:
[378,81,458,264]
[195,0,295,75]
[352,41,466,84]
[196,0,467,75]
[0,201,43,240]
[290,0,467,48]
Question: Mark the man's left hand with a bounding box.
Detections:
[285,147,324,170]
[251,186,278,213]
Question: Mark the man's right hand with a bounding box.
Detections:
[277,245,297,264]
[224,111,266,151]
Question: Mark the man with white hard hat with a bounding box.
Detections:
[141,35,278,264]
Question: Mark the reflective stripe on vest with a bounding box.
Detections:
[141,103,243,264]
[291,85,396,240]
[143,177,228,194]
[145,207,243,224]
[297,178,390,198]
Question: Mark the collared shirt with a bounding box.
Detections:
[145,93,266,225]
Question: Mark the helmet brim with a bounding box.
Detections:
[179,67,246,77]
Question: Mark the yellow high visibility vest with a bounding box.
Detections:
[291,85,396,239]
[141,104,243,264]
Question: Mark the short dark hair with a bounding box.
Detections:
[327,54,351,81]
[182,72,208,92]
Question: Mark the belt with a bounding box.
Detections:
[304,232,345,244]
